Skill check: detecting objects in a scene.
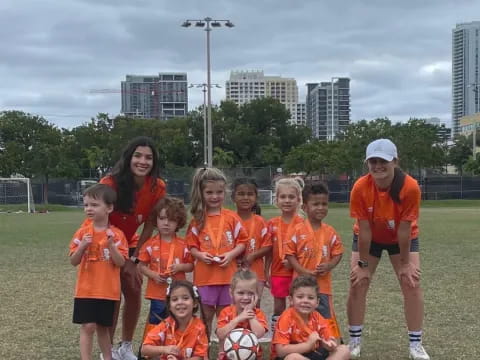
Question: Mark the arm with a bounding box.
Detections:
[216,309,254,340]
[286,255,316,276]
[219,243,246,267]
[132,221,155,257]
[169,262,194,274]
[350,220,372,287]
[248,317,266,339]
[108,240,126,267]
[142,345,180,358]
[189,247,214,264]
[138,262,166,283]
[244,245,272,265]
[275,332,320,357]
[70,234,92,266]
[316,254,343,276]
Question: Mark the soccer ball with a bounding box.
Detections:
[223,328,259,360]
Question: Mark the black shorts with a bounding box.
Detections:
[352,235,419,258]
[275,348,329,360]
[73,298,115,326]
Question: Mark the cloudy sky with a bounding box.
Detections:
[1,0,478,129]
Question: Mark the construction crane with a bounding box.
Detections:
[88,88,186,119]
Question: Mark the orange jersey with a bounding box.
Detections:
[99,176,166,247]
[217,304,268,358]
[138,235,193,300]
[285,221,343,295]
[350,174,420,244]
[241,215,272,281]
[186,208,249,286]
[69,225,128,300]
[271,307,334,359]
[143,316,208,359]
[268,215,304,277]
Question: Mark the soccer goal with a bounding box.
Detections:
[0,178,36,213]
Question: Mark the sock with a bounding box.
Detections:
[271,315,279,334]
[408,330,422,348]
[349,325,363,345]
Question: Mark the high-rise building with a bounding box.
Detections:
[306,78,351,140]
[121,73,188,119]
[225,70,301,124]
[452,21,480,135]
[295,103,307,126]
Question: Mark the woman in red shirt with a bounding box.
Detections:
[100,136,166,360]
[347,139,429,360]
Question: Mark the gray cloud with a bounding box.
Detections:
[0,0,477,129]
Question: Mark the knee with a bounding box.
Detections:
[81,323,96,335]
[334,344,350,358]
[349,280,370,298]
[400,283,423,298]
[284,353,304,360]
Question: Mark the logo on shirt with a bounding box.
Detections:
[103,248,110,261]
[185,348,193,358]
[322,245,328,258]
[387,220,395,229]
[300,234,307,240]
[226,231,233,245]
[249,238,256,251]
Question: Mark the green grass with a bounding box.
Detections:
[1,205,479,359]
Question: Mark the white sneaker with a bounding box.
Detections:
[409,343,430,360]
[349,342,361,359]
[210,333,219,343]
[99,347,121,360]
[117,342,137,360]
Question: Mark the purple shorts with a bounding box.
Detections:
[197,285,232,306]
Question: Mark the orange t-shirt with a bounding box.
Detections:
[138,235,193,300]
[350,174,420,244]
[186,208,249,286]
[69,224,128,300]
[99,175,166,247]
[268,215,304,277]
[143,316,208,359]
[285,221,344,295]
[271,307,334,359]
[217,304,268,358]
[241,215,272,281]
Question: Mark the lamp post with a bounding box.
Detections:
[189,83,221,166]
[331,77,339,141]
[182,18,234,167]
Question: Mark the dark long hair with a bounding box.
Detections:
[111,136,160,213]
[231,177,261,215]
[389,167,406,204]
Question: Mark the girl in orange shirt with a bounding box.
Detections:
[231,178,272,303]
[141,280,209,360]
[267,177,304,335]
[186,168,249,337]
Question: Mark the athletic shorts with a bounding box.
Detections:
[275,348,329,360]
[352,235,419,258]
[316,293,333,319]
[270,275,293,298]
[149,299,168,324]
[197,285,231,306]
[73,298,115,326]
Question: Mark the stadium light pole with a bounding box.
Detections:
[189,83,222,166]
[182,18,234,167]
[330,77,340,141]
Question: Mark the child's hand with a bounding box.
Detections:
[218,251,235,267]
[237,308,255,322]
[80,234,93,248]
[163,345,180,356]
[197,252,214,264]
[307,331,321,348]
[320,336,337,352]
[166,355,179,360]
[106,229,115,246]
[152,273,167,284]
[281,258,292,269]
[168,263,182,275]
[315,263,332,276]
[242,254,254,268]
[245,294,258,310]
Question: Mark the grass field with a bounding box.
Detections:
[1,201,479,359]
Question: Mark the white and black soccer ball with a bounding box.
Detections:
[223,328,259,360]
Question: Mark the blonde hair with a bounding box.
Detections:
[231,269,258,291]
[190,167,227,230]
[275,177,304,210]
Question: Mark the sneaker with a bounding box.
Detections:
[258,332,272,343]
[117,342,137,360]
[349,342,361,359]
[210,333,219,343]
[409,344,430,360]
[100,347,121,360]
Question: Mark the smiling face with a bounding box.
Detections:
[289,286,318,319]
[366,157,397,188]
[202,180,226,212]
[231,278,257,312]
[276,185,300,215]
[303,193,328,224]
[233,184,257,212]
[168,286,195,322]
[130,145,154,178]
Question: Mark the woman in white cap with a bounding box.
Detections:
[346,139,429,360]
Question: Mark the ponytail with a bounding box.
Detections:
[389,167,406,204]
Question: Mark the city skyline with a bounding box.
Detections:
[0,0,478,129]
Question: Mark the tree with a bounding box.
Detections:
[448,135,472,174]
[464,156,480,175]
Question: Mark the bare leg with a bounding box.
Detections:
[79,323,96,360]
[273,297,286,316]
[327,344,350,360]
[97,325,113,360]
[202,303,217,337]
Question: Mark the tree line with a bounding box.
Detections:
[1,98,479,188]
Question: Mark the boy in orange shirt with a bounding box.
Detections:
[272,275,349,360]
[138,197,194,336]
[69,184,128,360]
[286,182,344,339]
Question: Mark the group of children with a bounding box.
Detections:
[69,167,350,360]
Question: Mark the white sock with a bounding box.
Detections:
[271,315,279,334]
[408,330,422,348]
[349,325,363,345]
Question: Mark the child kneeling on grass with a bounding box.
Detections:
[271,275,349,360]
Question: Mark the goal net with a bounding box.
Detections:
[0,178,36,213]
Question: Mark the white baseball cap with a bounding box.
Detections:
[365,139,398,161]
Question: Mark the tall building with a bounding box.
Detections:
[225,70,300,124]
[306,78,351,140]
[295,103,307,126]
[121,73,188,119]
[452,21,480,135]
